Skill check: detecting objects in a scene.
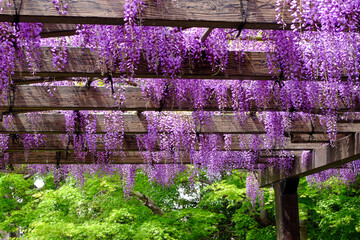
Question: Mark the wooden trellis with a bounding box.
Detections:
[1,0,359,239]
[0,0,290,28]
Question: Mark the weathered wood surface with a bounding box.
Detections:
[3,86,360,113]
[1,113,360,134]
[41,24,77,37]
[273,179,300,240]
[290,133,348,143]
[14,47,352,81]
[5,134,323,152]
[5,151,167,164]
[0,0,290,29]
[3,151,301,165]
[12,77,69,85]
[260,133,360,187]
[16,47,273,80]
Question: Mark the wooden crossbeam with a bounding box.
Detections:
[41,24,77,38]
[291,133,348,143]
[14,47,350,82]
[0,0,290,29]
[16,47,272,80]
[2,86,360,113]
[0,113,359,134]
[5,134,323,152]
[259,133,360,187]
[3,151,302,165]
[12,77,69,85]
[6,151,167,164]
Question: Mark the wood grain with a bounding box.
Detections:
[291,133,348,143]
[0,0,290,29]
[4,150,303,165]
[1,113,360,134]
[5,134,323,152]
[15,47,273,80]
[2,86,360,113]
[41,24,78,38]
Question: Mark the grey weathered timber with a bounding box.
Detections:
[2,86,360,113]
[0,0,290,29]
[273,178,300,240]
[14,47,351,81]
[290,133,348,143]
[5,134,322,152]
[2,151,300,165]
[1,113,360,135]
[260,133,360,187]
[41,24,78,37]
[15,48,274,80]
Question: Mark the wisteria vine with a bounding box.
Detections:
[0,0,359,202]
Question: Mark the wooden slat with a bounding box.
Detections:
[16,47,273,80]
[5,134,323,152]
[7,151,167,164]
[14,47,351,82]
[3,86,360,113]
[41,24,77,38]
[1,113,360,134]
[4,151,301,165]
[291,133,348,143]
[259,133,360,187]
[12,77,69,85]
[0,0,290,29]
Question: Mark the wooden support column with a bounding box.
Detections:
[273,178,300,240]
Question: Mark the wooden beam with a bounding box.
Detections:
[16,47,273,80]
[6,151,170,164]
[12,77,69,85]
[3,151,300,165]
[259,132,360,187]
[1,113,360,134]
[5,134,323,152]
[0,0,290,29]
[14,47,350,82]
[291,133,348,143]
[41,24,77,38]
[273,178,300,240]
[2,86,360,113]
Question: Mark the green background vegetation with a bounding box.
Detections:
[1,169,360,239]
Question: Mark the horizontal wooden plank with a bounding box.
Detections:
[0,0,290,29]
[5,134,323,152]
[4,150,302,165]
[291,133,348,143]
[2,86,360,113]
[16,47,272,80]
[6,151,171,165]
[259,133,360,187]
[1,113,359,134]
[40,24,77,37]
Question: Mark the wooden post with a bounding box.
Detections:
[273,178,300,240]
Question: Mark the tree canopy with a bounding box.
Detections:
[1,170,360,239]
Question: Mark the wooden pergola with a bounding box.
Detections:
[1,0,359,239]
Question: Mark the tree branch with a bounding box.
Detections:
[130,191,165,216]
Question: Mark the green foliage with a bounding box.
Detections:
[3,170,360,239]
[0,170,277,239]
[199,171,276,239]
[298,177,360,239]
[0,172,37,232]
